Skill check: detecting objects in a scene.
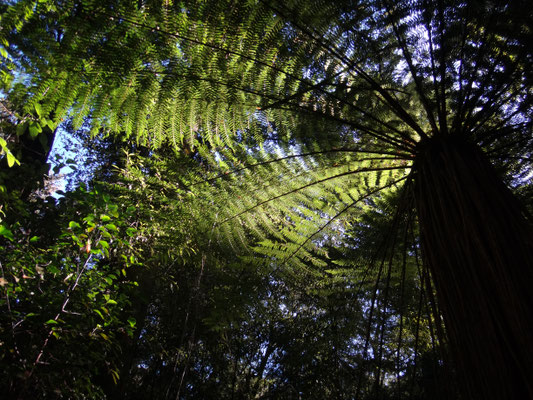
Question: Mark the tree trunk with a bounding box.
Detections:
[413,134,533,399]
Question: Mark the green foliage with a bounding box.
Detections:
[0,137,20,168]
[0,184,142,398]
[0,0,532,398]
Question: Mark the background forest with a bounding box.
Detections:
[0,0,532,399]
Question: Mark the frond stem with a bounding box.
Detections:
[217,166,409,225]
[281,175,408,262]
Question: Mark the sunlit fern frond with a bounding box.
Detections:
[203,136,411,274]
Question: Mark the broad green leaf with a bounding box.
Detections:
[28,122,42,139]
[94,309,104,320]
[68,221,81,230]
[105,223,118,232]
[0,225,14,241]
[99,229,112,239]
[6,152,16,167]
[0,138,20,167]
[45,118,56,129]
[34,103,43,118]
[109,206,119,218]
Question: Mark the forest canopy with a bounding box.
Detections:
[1,0,532,399]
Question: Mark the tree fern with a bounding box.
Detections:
[3,0,533,398]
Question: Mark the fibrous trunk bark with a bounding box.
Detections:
[413,134,533,399]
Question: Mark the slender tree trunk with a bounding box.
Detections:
[251,342,275,398]
[413,134,533,399]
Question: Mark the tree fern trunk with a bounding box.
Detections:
[413,135,533,399]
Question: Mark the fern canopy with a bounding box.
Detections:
[2,0,533,398]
